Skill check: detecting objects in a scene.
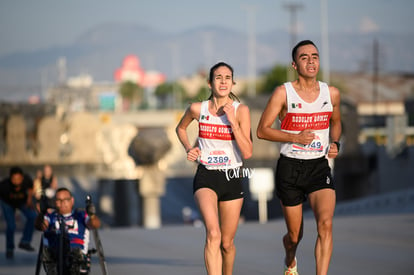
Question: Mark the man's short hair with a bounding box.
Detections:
[292,40,318,62]
[55,187,73,197]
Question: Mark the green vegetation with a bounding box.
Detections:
[256,65,289,94]
[154,82,188,109]
[119,81,144,110]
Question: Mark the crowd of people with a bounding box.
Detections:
[0,40,341,275]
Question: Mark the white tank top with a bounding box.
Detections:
[198,100,243,170]
[279,81,333,159]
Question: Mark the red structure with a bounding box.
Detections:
[114,55,166,88]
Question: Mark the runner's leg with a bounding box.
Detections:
[281,203,303,268]
[194,188,221,275]
[308,188,336,275]
[219,198,243,275]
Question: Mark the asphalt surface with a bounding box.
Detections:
[0,212,413,275]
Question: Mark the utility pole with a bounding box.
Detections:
[242,4,257,97]
[373,39,379,107]
[320,0,330,83]
[373,38,379,140]
[57,57,67,84]
[202,31,214,70]
[283,2,304,81]
[41,69,48,102]
[170,42,180,109]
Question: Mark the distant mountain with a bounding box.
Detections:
[0,22,413,102]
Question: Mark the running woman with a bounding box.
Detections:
[176,62,252,275]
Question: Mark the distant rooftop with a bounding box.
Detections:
[331,72,414,103]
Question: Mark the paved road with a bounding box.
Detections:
[0,213,413,275]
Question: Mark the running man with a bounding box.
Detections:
[257,40,342,275]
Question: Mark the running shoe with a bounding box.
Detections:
[283,257,298,275]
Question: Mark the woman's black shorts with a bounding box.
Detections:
[193,164,244,201]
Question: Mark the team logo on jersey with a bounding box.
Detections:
[201,115,210,121]
[291,103,302,109]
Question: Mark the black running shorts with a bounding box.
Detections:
[275,155,335,206]
[193,164,244,201]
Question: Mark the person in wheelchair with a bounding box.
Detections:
[35,188,101,275]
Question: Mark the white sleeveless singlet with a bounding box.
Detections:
[279,81,333,159]
[197,100,243,170]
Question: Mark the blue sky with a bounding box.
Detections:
[0,0,413,57]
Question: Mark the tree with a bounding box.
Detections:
[257,64,327,94]
[257,65,288,94]
[194,85,211,101]
[118,81,143,110]
[154,82,187,109]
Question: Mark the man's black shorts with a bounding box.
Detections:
[275,155,334,206]
[193,164,244,201]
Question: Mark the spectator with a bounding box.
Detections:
[34,164,58,212]
[0,166,37,259]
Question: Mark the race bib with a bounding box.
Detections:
[199,148,232,169]
[292,134,325,155]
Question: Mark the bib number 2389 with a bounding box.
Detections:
[208,155,229,165]
[200,149,231,167]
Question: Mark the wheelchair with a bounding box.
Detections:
[35,197,107,275]
[36,231,93,275]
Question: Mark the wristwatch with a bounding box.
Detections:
[333,141,340,151]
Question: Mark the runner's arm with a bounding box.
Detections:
[232,104,252,159]
[176,103,202,161]
[257,85,313,144]
[328,86,342,158]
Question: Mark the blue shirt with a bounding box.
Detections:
[43,209,90,255]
